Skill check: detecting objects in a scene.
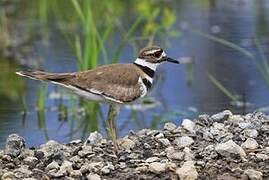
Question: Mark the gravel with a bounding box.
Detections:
[0,111,269,179]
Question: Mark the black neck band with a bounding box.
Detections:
[133,63,155,78]
[142,78,152,90]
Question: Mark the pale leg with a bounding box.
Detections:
[106,104,120,152]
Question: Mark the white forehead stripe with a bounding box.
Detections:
[145,49,161,55]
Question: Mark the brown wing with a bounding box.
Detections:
[69,64,143,103]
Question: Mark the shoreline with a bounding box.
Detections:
[1,110,268,179]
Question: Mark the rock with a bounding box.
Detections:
[34,150,44,160]
[217,174,237,180]
[166,162,177,172]
[135,166,148,172]
[23,156,38,167]
[70,170,82,178]
[100,163,114,175]
[78,145,93,157]
[2,172,15,180]
[174,136,194,147]
[265,147,269,154]
[145,157,160,163]
[101,166,110,174]
[45,161,60,171]
[119,162,126,169]
[164,122,177,131]
[215,140,246,159]
[58,160,73,175]
[244,169,263,180]
[182,119,196,133]
[243,129,258,138]
[241,138,259,149]
[256,153,269,161]
[158,138,171,146]
[183,147,194,161]
[176,161,198,180]
[211,110,232,122]
[5,134,25,157]
[166,146,184,160]
[69,139,82,145]
[39,140,67,162]
[87,173,101,180]
[80,162,104,173]
[238,122,251,129]
[213,122,225,130]
[14,165,33,178]
[155,132,164,139]
[84,131,103,146]
[148,162,166,173]
[119,138,135,151]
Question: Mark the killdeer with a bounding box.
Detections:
[16,46,180,150]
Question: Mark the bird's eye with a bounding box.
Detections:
[153,51,162,58]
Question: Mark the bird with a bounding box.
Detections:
[16,46,180,150]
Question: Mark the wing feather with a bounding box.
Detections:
[70,64,143,103]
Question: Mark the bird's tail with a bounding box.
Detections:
[16,70,75,84]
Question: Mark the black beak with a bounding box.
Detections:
[164,57,180,64]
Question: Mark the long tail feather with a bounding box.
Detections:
[16,70,75,84]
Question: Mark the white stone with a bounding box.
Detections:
[59,160,73,175]
[84,131,103,145]
[23,156,38,166]
[184,147,194,161]
[148,162,166,173]
[101,166,110,174]
[256,153,269,161]
[181,119,196,133]
[241,138,259,150]
[244,129,258,138]
[119,138,135,151]
[155,133,164,139]
[174,136,194,147]
[265,147,269,154]
[46,161,60,171]
[176,161,198,180]
[2,172,15,179]
[70,170,82,178]
[215,140,246,159]
[145,157,160,163]
[158,138,171,146]
[244,169,263,180]
[87,173,101,180]
[211,110,232,122]
[164,122,177,131]
[166,146,184,160]
[213,122,225,130]
[238,122,251,129]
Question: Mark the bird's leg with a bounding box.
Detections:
[106,104,120,152]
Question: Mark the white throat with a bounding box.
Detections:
[134,58,159,71]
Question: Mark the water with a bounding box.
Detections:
[1,0,269,148]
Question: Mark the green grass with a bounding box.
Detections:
[207,73,239,102]
[192,29,269,90]
[36,84,49,140]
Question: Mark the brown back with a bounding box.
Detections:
[70,64,144,102]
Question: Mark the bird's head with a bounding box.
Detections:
[137,46,179,64]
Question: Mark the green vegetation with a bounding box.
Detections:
[193,30,269,105]
[36,84,49,140]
